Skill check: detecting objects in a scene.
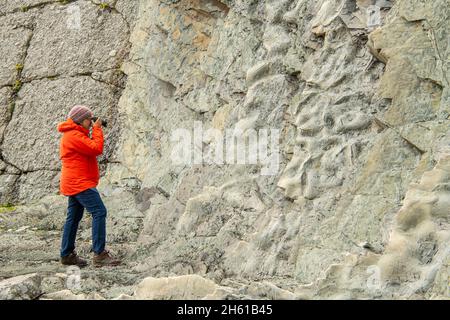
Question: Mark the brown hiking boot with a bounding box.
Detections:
[61,251,88,268]
[93,250,121,268]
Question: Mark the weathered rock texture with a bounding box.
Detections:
[0,0,448,300]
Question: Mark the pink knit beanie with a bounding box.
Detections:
[68,105,93,124]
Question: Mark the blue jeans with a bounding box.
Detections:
[60,188,107,257]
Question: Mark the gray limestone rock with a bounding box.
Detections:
[0,273,42,300]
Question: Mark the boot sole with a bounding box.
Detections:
[93,262,121,268]
[61,262,88,268]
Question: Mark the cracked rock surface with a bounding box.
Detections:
[0,0,448,300]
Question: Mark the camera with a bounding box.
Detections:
[92,117,107,128]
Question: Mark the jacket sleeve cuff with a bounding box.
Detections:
[93,126,103,134]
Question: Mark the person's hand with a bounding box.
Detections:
[93,118,102,128]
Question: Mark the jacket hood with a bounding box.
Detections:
[57,118,89,134]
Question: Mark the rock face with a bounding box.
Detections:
[0,0,449,300]
[0,273,41,300]
[0,0,130,203]
[134,274,218,300]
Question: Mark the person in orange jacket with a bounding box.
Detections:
[57,105,120,268]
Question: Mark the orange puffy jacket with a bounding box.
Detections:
[57,118,104,196]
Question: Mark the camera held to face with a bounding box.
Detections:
[92,117,107,128]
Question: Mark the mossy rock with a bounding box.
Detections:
[0,204,17,213]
